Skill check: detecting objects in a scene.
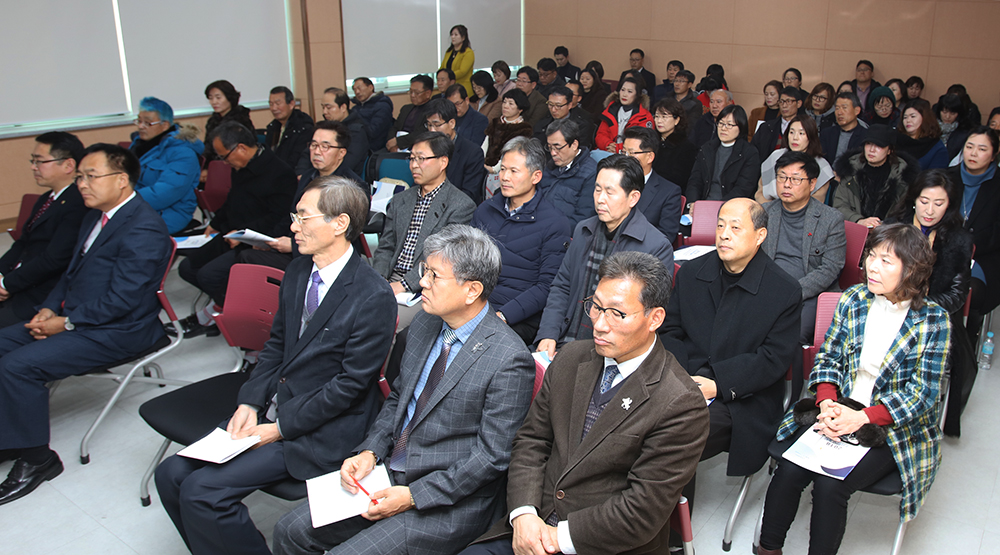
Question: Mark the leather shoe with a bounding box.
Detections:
[0,453,63,506]
[165,314,219,338]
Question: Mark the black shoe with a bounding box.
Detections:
[165,314,219,338]
[0,453,63,506]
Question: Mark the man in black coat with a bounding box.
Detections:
[623,127,682,240]
[659,198,800,505]
[751,87,802,160]
[532,86,595,150]
[175,121,297,337]
[387,75,435,152]
[820,92,869,167]
[314,87,369,176]
[264,86,315,171]
[156,177,397,555]
[421,98,486,205]
[618,48,656,96]
[0,132,88,328]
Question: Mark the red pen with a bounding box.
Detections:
[352,476,379,505]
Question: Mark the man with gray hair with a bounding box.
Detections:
[464,251,709,555]
[691,87,734,148]
[156,176,397,555]
[273,224,536,555]
[471,137,572,344]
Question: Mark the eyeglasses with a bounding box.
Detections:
[424,120,449,130]
[583,296,643,324]
[623,149,653,156]
[308,141,345,153]
[76,171,123,184]
[546,101,569,108]
[408,88,429,96]
[418,261,457,284]
[220,144,241,163]
[408,154,443,165]
[778,99,798,106]
[515,77,532,84]
[547,142,570,153]
[654,114,675,120]
[717,121,737,130]
[775,174,809,186]
[812,95,828,102]
[290,212,326,226]
[133,119,164,128]
[29,157,68,167]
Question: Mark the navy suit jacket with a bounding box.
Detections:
[41,194,171,353]
[820,124,869,167]
[637,170,683,240]
[237,254,397,480]
[448,134,487,205]
[0,185,88,319]
[456,109,489,145]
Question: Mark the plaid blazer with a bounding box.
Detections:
[777,284,951,521]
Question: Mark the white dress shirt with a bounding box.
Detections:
[82,192,136,253]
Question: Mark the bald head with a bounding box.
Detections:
[716,198,768,274]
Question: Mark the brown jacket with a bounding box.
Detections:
[477,339,709,554]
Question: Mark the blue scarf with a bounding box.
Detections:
[960,162,996,219]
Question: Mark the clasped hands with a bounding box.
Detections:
[512,513,561,555]
[226,404,282,447]
[813,399,869,441]
[340,451,414,521]
[25,308,66,340]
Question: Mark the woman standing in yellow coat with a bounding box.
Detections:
[441,24,474,96]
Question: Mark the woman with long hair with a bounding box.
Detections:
[651,97,697,187]
[756,115,834,203]
[469,70,501,123]
[595,76,652,153]
[440,24,474,95]
[805,82,837,132]
[896,99,949,170]
[686,105,761,203]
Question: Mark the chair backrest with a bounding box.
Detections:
[215,264,285,351]
[839,221,869,290]
[590,149,612,163]
[686,200,724,247]
[803,291,844,375]
[532,359,546,400]
[8,193,42,241]
[118,141,132,149]
[374,153,414,187]
[377,316,400,399]
[198,161,232,213]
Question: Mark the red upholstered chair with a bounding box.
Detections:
[7,193,42,241]
[683,200,724,247]
[195,160,232,220]
[670,496,695,555]
[839,221,869,290]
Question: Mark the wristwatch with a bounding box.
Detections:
[64,317,75,331]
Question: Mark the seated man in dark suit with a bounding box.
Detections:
[175,121,297,338]
[536,155,674,359]
[820,92,869,167]
[372,132,477,328]
[433,68,456,100]
[623,126,683,239]
[422,98,486,204]
[0,143,172,505]
[446,84,489,146]
[265,86,315,171]
[751,86,802,161]
[470,137,571,344]
[620,49,656,96]
[554,46,580,82]
[532,86,595,151]
[535,57,566,99]
[464,251,709,555]
[156,177,397,555]
[387,75,435,152]
[0,132,88,329]
[272,224,536,555]
[659,198,801,508]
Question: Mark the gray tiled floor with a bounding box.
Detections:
[0,246,996,554]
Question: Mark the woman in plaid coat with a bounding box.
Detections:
[758,224,951,555]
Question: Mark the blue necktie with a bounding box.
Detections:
[303,271,322,324]
[600,363,619,394]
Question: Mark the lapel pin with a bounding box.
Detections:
[472,342,483,353]
[622,397,632,410]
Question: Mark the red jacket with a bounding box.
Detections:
[595,102,654,152]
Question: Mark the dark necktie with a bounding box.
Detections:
[599,363,619,394]
[389,328,459,471]
[25,194,54,232]
[581,364,620,440]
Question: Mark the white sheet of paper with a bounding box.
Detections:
[395,291,422,307]
[532,351,552,371]
[174,233,217,249]
[370,181,398,215]
[306,464,392,528]
[176,428,260,464]
[223,229,277,248]
[674,245,717,261]
[782,428,870,480]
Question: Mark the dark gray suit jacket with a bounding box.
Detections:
[355,308,535,554]
[762,198,846,300]
[636,170,683,240]
[371,179,476,291]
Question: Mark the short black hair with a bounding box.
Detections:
[516,66,539,83]
[597,154,645,195]
[780,86,801,100]
[784,68,802,81]
[35,131,84,164]
[322,87,350,108]
[774,150,820,180]
[503,89,531,113]
[546,117,582,147]
[423,98,458,124]
[668,60,684,70]
[492,61,511,79]
[81,143,141,186]
[314,120,352,150]
[836,91,862,110]
[353,77,374,88]
[211,120,258,150]
[445,83,468,100]
[537,58,557,72]
[554,46,569,57]
[717,104,749,140]
[857,59,874,71]
[411,74,434,91]
[599,251,672,310]
[623,126,659,153]
[905,75,924,90]
[547,85,573,102]
[675,70,695,84]
[436,68,456,81]
[630,48,645,58]
[410,131,454,159]
[270,86,293,103]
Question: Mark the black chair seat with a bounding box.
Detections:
[85,334,173,375]
[139,372,249,445]
[767,436,903,495]
[262,478,307,501]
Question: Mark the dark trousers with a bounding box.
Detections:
[155,440,291,555]
[508,312,542,346]
[0,302,27,330]
[178,236,292,308]
[0,324,133,449]
[457,538,516,555]
[680,400,732,512]
[759,434,898,555]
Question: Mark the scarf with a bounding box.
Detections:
[960,162,997,219]
[939,120,959,146]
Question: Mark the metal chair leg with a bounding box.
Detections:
[723,474,753,551]
[140,438,172,506]
[890,520,907,555]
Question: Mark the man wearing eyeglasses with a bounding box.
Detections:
[761,151,845,344]
[538,118,599,227]
[464,251,707,555]
[751,87,804,161]
[0,132,88,329]
[691,88,734,149]
[0,143,171,506]
[315,87,369,176]
[659,197,800,512]
[387,75,435,153]
[535,58,566,99]
[536,155,673,361]
[445,84,488,146]
[622,126,683,239]
[515,66,549,127]
[372,132,476,329]
[420,98,486,204]
[532,86,595,150]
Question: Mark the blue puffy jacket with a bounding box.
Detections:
[132,124,204,233]
[538,147,598,227]
[470,191,571,325]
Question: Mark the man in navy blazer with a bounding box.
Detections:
[272,225,535,555]
[623,127,683,240]
[156,177,397,555]
[422,98,487,205]
[0,143,172,506]
[0,132,89,328]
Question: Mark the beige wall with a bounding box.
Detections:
[524,0,1000,112]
